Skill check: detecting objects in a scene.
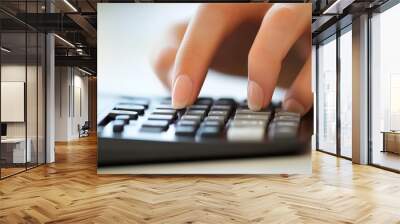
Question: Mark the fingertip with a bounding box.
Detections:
[247,80,264,111]
[171,75,193,109]
[283,98,306,116]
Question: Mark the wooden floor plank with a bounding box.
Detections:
[0,135,400,223]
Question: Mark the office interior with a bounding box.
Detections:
[0,0,97,179]
[0,0,399,222]
[4,1,400,178]
[0,0,399,176]
[313,0,400,172]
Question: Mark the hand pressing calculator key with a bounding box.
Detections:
[98,97,311,166]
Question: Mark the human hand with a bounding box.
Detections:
[151,3,312,115]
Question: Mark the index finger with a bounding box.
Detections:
[171,3,269,109]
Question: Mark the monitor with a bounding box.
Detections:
[1,123,7,137]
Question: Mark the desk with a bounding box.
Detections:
[1,138,31,164]
[382,131,400,154]
[98,152,311,174]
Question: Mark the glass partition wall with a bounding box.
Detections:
[0,2,46,179]
[316,26,352,159]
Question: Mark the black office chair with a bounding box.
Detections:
[79,121,90,138]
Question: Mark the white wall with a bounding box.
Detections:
[97,3,252,101]
[1,63,46,164]
[1,65,38,138]
[54,67,89,141]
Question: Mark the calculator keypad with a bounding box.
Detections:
[103,97,301,142]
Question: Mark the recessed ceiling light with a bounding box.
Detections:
[54,34,75,48]
[78,67,93,76]
[63,0,78,12]
[323,0,354,15]
[1,47,11,53]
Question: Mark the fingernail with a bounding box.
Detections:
[247,80,264,111]
[172,75,192,109]
[283,98,305,115]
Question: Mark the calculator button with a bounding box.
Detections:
[114,104,145,115]
[275,111,301,117]
[268,125,298,139]
[227,126,265,141]
[142,120,169,130]
[181,115,203,122]
[175,125,197,136]
[198,126,221,137]
[214,98,235,106]
[185,110,207,118]
[112,120,125,132]
[153,109,177,117]
[115,115,130,124]
[140,127,165,133]
[187,105,209,111]
[271,120,299,128]
[202,120,224,127]
[208,110,229,117]
[210,105,232,112]
[230,120,267,128]
[109,110,138,120]
[177,120,200,127]
[204,115,227,123]
[234,114,269,121]
[236,109,271,116]
[148,114,175,122]
[273,116,300,122]
[195,97,213,105]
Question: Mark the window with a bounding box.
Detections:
[339,28,352,158]
[370,2,400,171]
[317,36,337,154]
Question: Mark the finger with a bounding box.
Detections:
[150,22,188,89]
[247,3,311,111]
[172,4,269,109]
[283,53,312,116]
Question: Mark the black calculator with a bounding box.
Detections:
[97,96,311,166]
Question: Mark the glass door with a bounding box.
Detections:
[317,35,337,154]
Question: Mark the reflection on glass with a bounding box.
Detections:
[0,1,46,179]
[1,32,27,177]
[38,33,46,165]
[27,31,38,169]
[340,29,352,158]
[371,3,400,171]
[317,37,337,154]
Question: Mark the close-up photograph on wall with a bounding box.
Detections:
[0,0,400,223]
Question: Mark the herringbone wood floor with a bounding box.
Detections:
[1,135,400,224]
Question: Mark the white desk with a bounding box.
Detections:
[98,152,311,175]
[1,138,31,163]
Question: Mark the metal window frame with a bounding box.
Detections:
[367,0,400,173]
[0,0,48,180]
[315,21,353,161]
